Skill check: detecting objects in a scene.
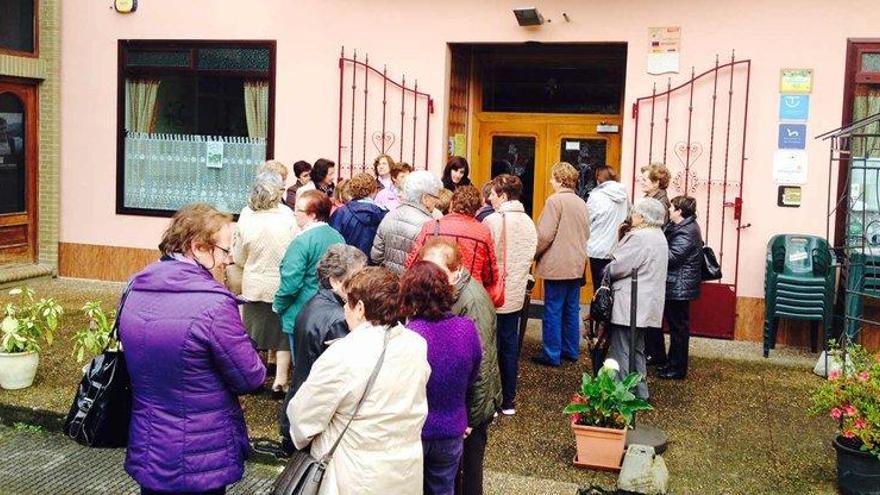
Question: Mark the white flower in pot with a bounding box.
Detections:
[0,287,63,389]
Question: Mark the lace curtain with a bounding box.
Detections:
[853,85,880,159]
[125,79,161,133]
[244,80,269,139]
[124,133,265,213]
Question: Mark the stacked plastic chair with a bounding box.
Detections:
[841,252,880,341]
[763,234,835,357]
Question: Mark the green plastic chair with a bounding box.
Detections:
[763,235,835,357]
[841,252,880,341]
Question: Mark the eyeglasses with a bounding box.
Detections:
[213,244,232,257]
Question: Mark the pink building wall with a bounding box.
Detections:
[60,0,879,297]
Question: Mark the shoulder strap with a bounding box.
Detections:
[433,219,441,238]
[500,213,507,276]
[321,327,391,462]
[109,281,135,348]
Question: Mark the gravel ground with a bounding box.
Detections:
[0,278,839,494]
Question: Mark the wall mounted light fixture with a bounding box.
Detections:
[513,7,544,26]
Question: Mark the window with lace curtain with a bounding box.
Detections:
[117,40,276,217]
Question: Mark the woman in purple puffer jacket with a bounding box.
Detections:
[119,203,266,495]
[400,261,482,495]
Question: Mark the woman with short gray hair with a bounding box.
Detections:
[279,244,367,454]
[605,197,669,400]
[233,171,298,399]
[371,170,443,273]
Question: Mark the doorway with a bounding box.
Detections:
[0,80,38,263]
[456,43,627,301]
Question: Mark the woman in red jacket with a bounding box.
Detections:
[406,185,503,307]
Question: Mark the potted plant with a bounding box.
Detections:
[563,358,653,471]
[0,287,63,389]
[810,343,880,495]
[72,301,118,363]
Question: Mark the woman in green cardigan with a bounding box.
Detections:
[273,190,345,354]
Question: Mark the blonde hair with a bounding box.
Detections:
[259,160,288,182]
[159,203,232,256]
[348,173,379,200]
[551,162,579,189]
[640,163,670,190]
[435,188,454,215]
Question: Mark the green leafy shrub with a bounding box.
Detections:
[71,301,118,363]
[563,358,653,429]
[0,287,63,353]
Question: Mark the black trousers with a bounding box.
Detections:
[455,417,491,495]
[664,299,691,375]
[588,257,611,289]
[645,326,667,363]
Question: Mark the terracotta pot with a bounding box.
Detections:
[0,351,40,389]
[571,421,627,471]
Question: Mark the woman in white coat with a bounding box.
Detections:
[233,172,298,397]
[483,174,537,415]
[287,267,430,495]
[586,166,630,287]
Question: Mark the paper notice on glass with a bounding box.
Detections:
[648,27,681,75]
[773,149,808,185]
[206,141,224,169]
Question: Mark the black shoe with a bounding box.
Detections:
[270,385,286,401]
[646,355,668,367]
[530,355,560,367]
[562,355,579,363]
[658,369,686,380]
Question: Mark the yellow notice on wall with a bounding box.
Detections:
[780,68,813,94]
[453,133,466,157]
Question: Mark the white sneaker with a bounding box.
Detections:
[500,408,516,416]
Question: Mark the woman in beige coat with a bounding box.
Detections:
[287,267,430,495]
[532,162,590,367]
[483,174,537,415]
[233,172,297,396]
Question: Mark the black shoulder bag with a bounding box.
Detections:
[273,328,391,495]
[701,245,723,281]
[63,284,133,448]
[589,267,614,323]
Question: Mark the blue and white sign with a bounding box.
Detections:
[779,95,810,121]
[778,124,807,149]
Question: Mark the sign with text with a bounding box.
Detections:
[780,68,813,94]
[778,124,807,149]
[773,149,808,185]
[779,95,810,121]
[647,26,681,75]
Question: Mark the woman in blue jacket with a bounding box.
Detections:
[330,173,387,263]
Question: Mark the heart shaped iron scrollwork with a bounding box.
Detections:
[372,131,396,155]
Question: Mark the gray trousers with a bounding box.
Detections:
[607,324,649,400]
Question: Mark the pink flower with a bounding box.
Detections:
[830,408,843,419]
[843,429,856,439]
[844,405,858,417]
[829,369,841,380]
[858,371,870,382]
[854,418,867,430]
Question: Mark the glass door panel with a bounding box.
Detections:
[558,137,607,203]
[491,135,537,216]
[0,92,26,214]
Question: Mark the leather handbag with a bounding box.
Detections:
[701,245,723,281]
[63,284,133,448]
[273,329,391,495]
[589,267,614,323]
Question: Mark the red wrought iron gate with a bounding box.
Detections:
[630,53,752,339]
[337,47,434,180]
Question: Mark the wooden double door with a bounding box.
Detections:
[0,80,38,263]
[471,114,622,301]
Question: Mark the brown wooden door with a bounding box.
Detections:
[473,114,623,303]
[0,81,38,263]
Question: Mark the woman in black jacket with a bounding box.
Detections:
[278,244,367,454]
[658,195,704,380]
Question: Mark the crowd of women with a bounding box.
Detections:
[116,154,705,495]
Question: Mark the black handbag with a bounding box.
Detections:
[63,285,133,448]
[273,329,390,495]
[701,245,723,281]
[589,268,614,323]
